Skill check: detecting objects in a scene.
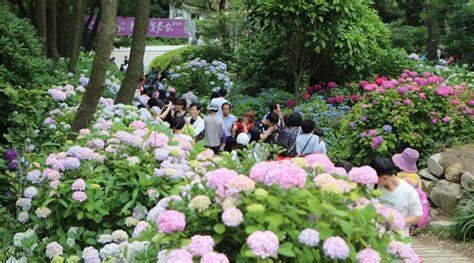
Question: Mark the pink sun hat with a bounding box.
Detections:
[392,148,419,173]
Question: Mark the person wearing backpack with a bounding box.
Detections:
[392,148,430,229]
[370,157,423,240]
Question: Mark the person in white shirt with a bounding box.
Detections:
[187,102,205,140]
[209,88,228,117]
[296,119,320,156]
[370,157,423,239]
[230,133,250,161]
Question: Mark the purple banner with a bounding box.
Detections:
[85,16,193,38]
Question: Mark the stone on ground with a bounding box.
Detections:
[461,172,474,191]
[444,162,463,183]
[422,179,436,194]
[419,168,440,182]
[429,180,463,214]
[427,220,454,231]
[427,153,444,177]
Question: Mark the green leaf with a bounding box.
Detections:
[340,220,354,235]
[214,224,226,234]
[278,242,295,257]
[318,227,334,240]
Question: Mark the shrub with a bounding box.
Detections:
[444,6,474,64]
[147,45,198,73]
[449,193,474,242]
[229,88,293,118]
[389,21,427,54]
[334,68,474,165]
[166,58,233,96]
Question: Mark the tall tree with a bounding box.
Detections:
[57,0,69,57]
[115,0,150,105]
[46,0,59,59]
[69,0,118,138]
[36,0,47,54]
[68,0,86,72]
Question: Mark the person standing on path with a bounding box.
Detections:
[295,119,319,156]
[392,148,422,189]
[204,103,224,154]
[187,103,205,141]
[370,157,423,241]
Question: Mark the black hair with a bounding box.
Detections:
[190,102,202,111]
[218,88,227,97]
[269,102,279,112]
[301,119,315,134]
[172,116,186,130]
[313,127,324,137]
[266,112,279,125]
[147,98,160,108]
[210,91,219,102]
[222,102,232,110]
[166,94,175,103]
[286,112,302,127]
[369,156,396,177]
[249,126,260,142]
[173,97,187,108]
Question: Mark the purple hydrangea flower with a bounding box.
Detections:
[383,125,392,132]
[3,149,17,160]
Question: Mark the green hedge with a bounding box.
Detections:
[147,45,198,73]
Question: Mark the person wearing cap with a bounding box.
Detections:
[392,148,422,189]
[204,103,224,154]
[230,133,250,161]
[370,156,423,241]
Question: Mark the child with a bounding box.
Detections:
[370,157,423,240]
[314,128,326,154]
[392,148,422,189]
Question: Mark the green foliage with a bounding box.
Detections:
[449,193,474,242]
[389,20,427,54]
[229,88,293,118]
[147,45,198,73]
[444,5,474,64]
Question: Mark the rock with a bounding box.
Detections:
[419,168,440,182]
[427,153,444,177]
[428,220,454,231]
[440,148,474,175]
[430,180,463,214]
[422,180,436,194]
[461,172,474,191]
[445,162,463,183]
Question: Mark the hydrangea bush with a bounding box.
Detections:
[335,68,474,165]
[167,58,233,96]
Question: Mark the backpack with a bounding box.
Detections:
[403,176,430,228]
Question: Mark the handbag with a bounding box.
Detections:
[298,135,314,157]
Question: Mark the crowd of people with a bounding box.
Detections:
[136,84,327,158]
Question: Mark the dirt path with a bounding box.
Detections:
[412,235,474,263]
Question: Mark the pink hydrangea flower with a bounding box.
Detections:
[72,191,87,202]
[227,175,256,195]
[132,221,150,237]
[157,210,186,233]
[206,168,238,190]
[145,131,169,148]
[323,236,349,260]
[376,206,406,231]
[200,252,229,263]
[82,246,100,263]
[187,235,215,256]
[166,249,193,262]
[278,164,307,189]
[313,173,337,187]
[246,231,279,259]
[304,154,336,173]
[221,207,243,227]
[357,248,381,263]
[388,241,419,262]
[129,120,146,130]
[71,179,86,191]
[348,166,378,185]
[442,116,451,123]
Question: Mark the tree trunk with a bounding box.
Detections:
[69,0,118,139]
[115,0,150,105]
[57,0,69,57]
[85,4,101,51]
[294,72,301,104]
[68,0,86,72]
[426,20,437,60]
[46,0,59,59]
[36,0,47,54]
